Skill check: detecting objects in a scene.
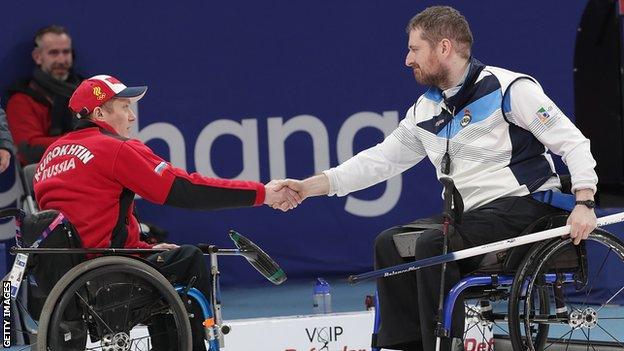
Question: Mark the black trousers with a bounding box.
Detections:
[373,196,561,351]
[147,245,211,351]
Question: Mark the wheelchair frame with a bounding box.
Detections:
[357,178,624,351]
[374,236,624,350]
[2,208,285,351]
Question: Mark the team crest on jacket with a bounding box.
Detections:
[535,106,552,123]
[460,108,472,127]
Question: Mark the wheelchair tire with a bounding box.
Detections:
[512,229,624,350]
[508,237,557,350]
[36,256,192,351]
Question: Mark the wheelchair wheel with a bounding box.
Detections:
[508,237,557,350]
[512,229,624,350]
[36,256,192,351]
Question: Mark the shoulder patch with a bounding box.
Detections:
[154,161,168,175]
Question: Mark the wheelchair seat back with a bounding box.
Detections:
[20,210,85,320]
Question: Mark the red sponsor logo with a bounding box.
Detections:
[464,337,494,351]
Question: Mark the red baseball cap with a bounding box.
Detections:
[69,74,148,118]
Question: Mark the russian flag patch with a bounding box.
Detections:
[154,161,168,175]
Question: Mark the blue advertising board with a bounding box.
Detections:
[0,1,605,288]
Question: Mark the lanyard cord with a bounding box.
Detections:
[413,100,455,175]
[441,105,455,175]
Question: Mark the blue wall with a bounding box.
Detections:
[0,1,591,285]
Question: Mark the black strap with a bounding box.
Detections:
[110,188,135,248]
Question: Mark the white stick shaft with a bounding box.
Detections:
[450,211,624,262]
[349,211,624,283]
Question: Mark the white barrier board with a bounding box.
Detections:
[222,311,373,351]
[85,309,493,350]
[222,309,493,351]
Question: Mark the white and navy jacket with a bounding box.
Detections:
[324,58,597,211]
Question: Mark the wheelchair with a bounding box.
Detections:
[365,178,624,351]
[1,207,286,351]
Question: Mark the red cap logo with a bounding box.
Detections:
[92,86,107,101]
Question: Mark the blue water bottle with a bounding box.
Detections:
[313,277,332,314]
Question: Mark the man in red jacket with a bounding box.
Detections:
[33,74,299,350]
[6,25,83,165]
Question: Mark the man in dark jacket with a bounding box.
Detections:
[6,25,82,165]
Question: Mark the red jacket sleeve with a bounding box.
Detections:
[112,139,265,209]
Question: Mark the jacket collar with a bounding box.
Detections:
[74,119,120,136]
[425,57,485,112]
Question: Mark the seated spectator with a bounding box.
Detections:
[6,25,83,165]
[0,106,14,173]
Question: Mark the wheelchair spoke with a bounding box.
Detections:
[585,328,592,351]
[564,328,574,351]
[474,325,490,344]
[123,276,139,332]
[75,290,115,335]
[470,321,495,346]
[596,323,624,348]
[465,304,480,315]
[582,247,613,307]
[557,281,583,314]
[83,331,155,350]
[543,328,575,350]
[127,335,152,351]
[463,320,479,335]
[491,321,509,335]
[578,328,599,351]
[596,285,624,312]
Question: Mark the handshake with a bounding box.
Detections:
[262,175,329,211]
[264,173,329,212]
[263,179,306,212]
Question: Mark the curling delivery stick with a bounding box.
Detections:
[348,211,624,284]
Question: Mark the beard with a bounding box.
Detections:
[412,58,451,88]
[52,72,70,81]
[48,64,71,81]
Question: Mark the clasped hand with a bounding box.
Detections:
[263,179,307,211]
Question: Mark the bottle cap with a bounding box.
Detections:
[314,277,331,294]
